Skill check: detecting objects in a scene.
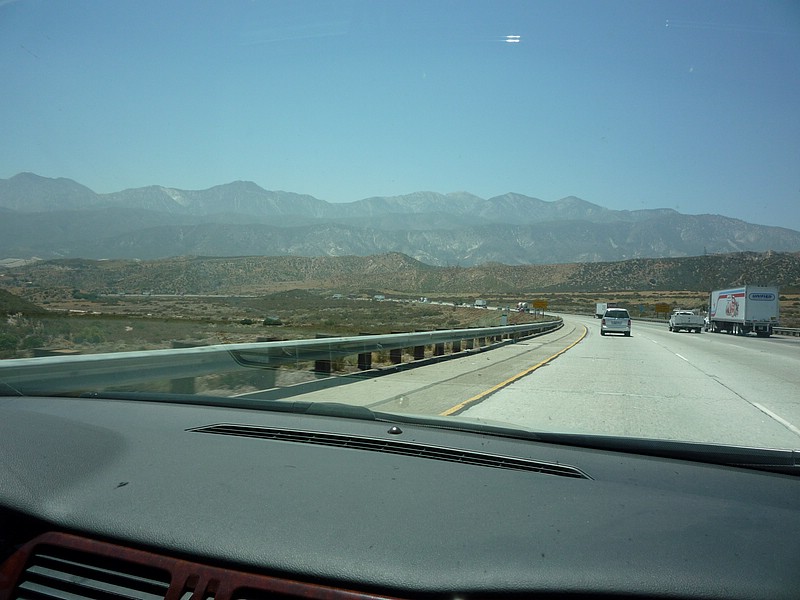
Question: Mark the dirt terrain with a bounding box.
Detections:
[1,251,798,359]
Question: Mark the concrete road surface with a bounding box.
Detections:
[464,315,800,449]
[294,314,800,449]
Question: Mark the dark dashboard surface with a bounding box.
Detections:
[1,395,799,599]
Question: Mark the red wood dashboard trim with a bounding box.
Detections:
[0,531,400,600]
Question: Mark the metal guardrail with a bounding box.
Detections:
[0,319,562,396]
[774,327,800,337]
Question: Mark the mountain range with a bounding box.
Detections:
[2,172,799,265]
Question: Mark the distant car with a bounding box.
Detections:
[601,308,631,336]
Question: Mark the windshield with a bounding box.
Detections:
[1,0,799,453]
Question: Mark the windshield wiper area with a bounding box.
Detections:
[511,430,800,477]
[364,412,800,477]
[79,391,378,421]
[70,392,800,476]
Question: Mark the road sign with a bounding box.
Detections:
[532,300,548,309]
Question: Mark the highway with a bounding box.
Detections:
[465,315,800,449]
[294,314,800,449]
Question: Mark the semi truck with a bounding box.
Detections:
[595,302,618,318]
[707,286,779,337]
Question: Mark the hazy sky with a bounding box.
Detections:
[2,0,799,230]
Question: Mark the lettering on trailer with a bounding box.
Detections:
[748,292,776,301]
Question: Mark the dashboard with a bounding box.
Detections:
[2,394,799,599]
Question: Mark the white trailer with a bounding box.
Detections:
[595,302,617,318]
[707,286,779,337]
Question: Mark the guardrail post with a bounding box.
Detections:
[358,351,372,370]
[357,333,373,370]
[434,342,445,356]
[452,340,461,353]
[314,334,333,377]
[251,337,280,389]
[170,340,206,393]
[465,338,474,350]
[413,345,425,360]
[390,348,403,364]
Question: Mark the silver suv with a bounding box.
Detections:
[601,308,631,336]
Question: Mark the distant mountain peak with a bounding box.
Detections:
[556,195,588,203]
[0,172,99,212]
[159,186,190,206]
[11,172,70,183]
[12,172,46,181]
[10,171,86,187]
[555,196,602,208]
[213,180,266,192]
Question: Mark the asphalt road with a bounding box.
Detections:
[295,314,800,449]
[464,315,800,449]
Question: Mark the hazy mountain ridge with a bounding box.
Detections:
[104,180,331,217]
[1,173,799,265]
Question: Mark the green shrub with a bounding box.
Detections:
[76,326,106,344]
[21,335,46,349]
[0,332,19,351]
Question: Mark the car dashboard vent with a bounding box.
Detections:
[1,532,402,600]
[11,545,170,600]
[188,423,590,479]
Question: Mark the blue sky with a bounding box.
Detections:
[2,0,799,230]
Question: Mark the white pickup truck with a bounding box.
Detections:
[669,310,705,333]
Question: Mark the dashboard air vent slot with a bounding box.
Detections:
[188,423,590,479]
[2,532,405,600]
[12,546,170,600]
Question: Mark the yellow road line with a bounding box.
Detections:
[440,325,588,416]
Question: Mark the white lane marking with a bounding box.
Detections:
[752,402,800,437]
[675,353,689,362]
